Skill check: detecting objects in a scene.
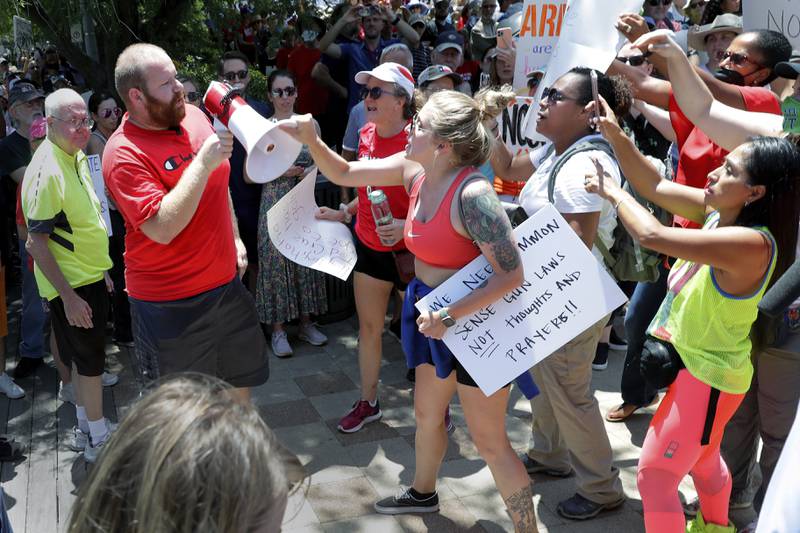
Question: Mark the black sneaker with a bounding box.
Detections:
[557,493,625,520]
[520,454,572,477]
[608,329,627,351]
[592,343,609,371]
[13,357,43,379]
[374,487,439,515]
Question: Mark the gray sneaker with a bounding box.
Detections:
[0,373,24,399]
[83,437,107,464]
[271,331,293,358]
[299,323,328,346]
[67,426,88,452]
[83,420,118,464]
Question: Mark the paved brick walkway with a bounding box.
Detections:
[1,288,757,532]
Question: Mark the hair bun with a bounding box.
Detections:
[475,84,516,122]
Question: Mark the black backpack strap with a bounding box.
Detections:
[700,388,721,446]
[546,138,617,204]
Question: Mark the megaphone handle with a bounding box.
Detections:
[212,117,229,133]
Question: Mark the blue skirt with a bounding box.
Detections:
[401,277,539,399]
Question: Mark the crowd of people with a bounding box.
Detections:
[2,0,800,531]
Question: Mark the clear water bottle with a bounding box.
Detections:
[367,187,394,246]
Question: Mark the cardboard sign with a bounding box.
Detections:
[415,203,627,397]
[523,0,644,142]
[86,154,113,237]
[513,0,569,90]
[744,0,800,51]
[13,16,33,52]
[500,97,546,156]
[267,168,357,281]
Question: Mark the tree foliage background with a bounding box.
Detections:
[0,0,318,96]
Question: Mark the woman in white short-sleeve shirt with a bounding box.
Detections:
[482,67,634,520]
[521,134,622,264]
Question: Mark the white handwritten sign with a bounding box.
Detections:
[267,168,357,280]
[523,0,644,142]
[744,0,800,51]
[86,154,112,236]
[513,0,568,90]
[415,203,627,396]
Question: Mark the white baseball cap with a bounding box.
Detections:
[354,62,416,98]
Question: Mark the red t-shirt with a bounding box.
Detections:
[669,85,780,228]
[276,46,295,70]
[355,122,409,252]
[288,46,328,116]
[102,105,236,301]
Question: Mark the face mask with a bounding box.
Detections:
[713,67,746,86]
[301,30,318,42]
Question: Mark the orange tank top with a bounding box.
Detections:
[403,168,481,270]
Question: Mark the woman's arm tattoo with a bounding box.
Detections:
[461,184,521,273]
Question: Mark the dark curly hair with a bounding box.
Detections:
[567,67,633,120]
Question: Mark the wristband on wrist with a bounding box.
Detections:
[392,14,401,25]
[613,197,629,212]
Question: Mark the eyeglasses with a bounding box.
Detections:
[100,107,122,119]
[409,114,429,134]
[616,55,649,67]
[722,50,765,69]
[360,86,403,101]
[541,87,581,105]
[271,86,297,98]
[51,115,92,130]
[223,69,249,82]
[646,0,671,5]
[185,91,201,102]
[481,4,497,9]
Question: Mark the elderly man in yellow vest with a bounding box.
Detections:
[21,88,113,464]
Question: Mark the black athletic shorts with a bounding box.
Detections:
[353,231,408,290]
[49,279,109,377]
[130,277,269,388]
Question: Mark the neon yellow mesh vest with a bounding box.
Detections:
[648,212,777,394]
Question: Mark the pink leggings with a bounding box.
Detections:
[638,369,745,532]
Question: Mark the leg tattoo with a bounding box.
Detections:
[505,484,538,533]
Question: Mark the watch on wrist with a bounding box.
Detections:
[392,13,401,25]
[438,308,456,328]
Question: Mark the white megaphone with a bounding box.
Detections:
[203,81,302,183]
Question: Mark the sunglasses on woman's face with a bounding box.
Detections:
[722,50,764,68]
[271,86,297,98]
[646,0,671,5]
[223,69,249,82]
[541,87,580,105]
[360,86,402,101]
[616,55,648,67]
[185,91,201,102]
[101,107,122,119]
